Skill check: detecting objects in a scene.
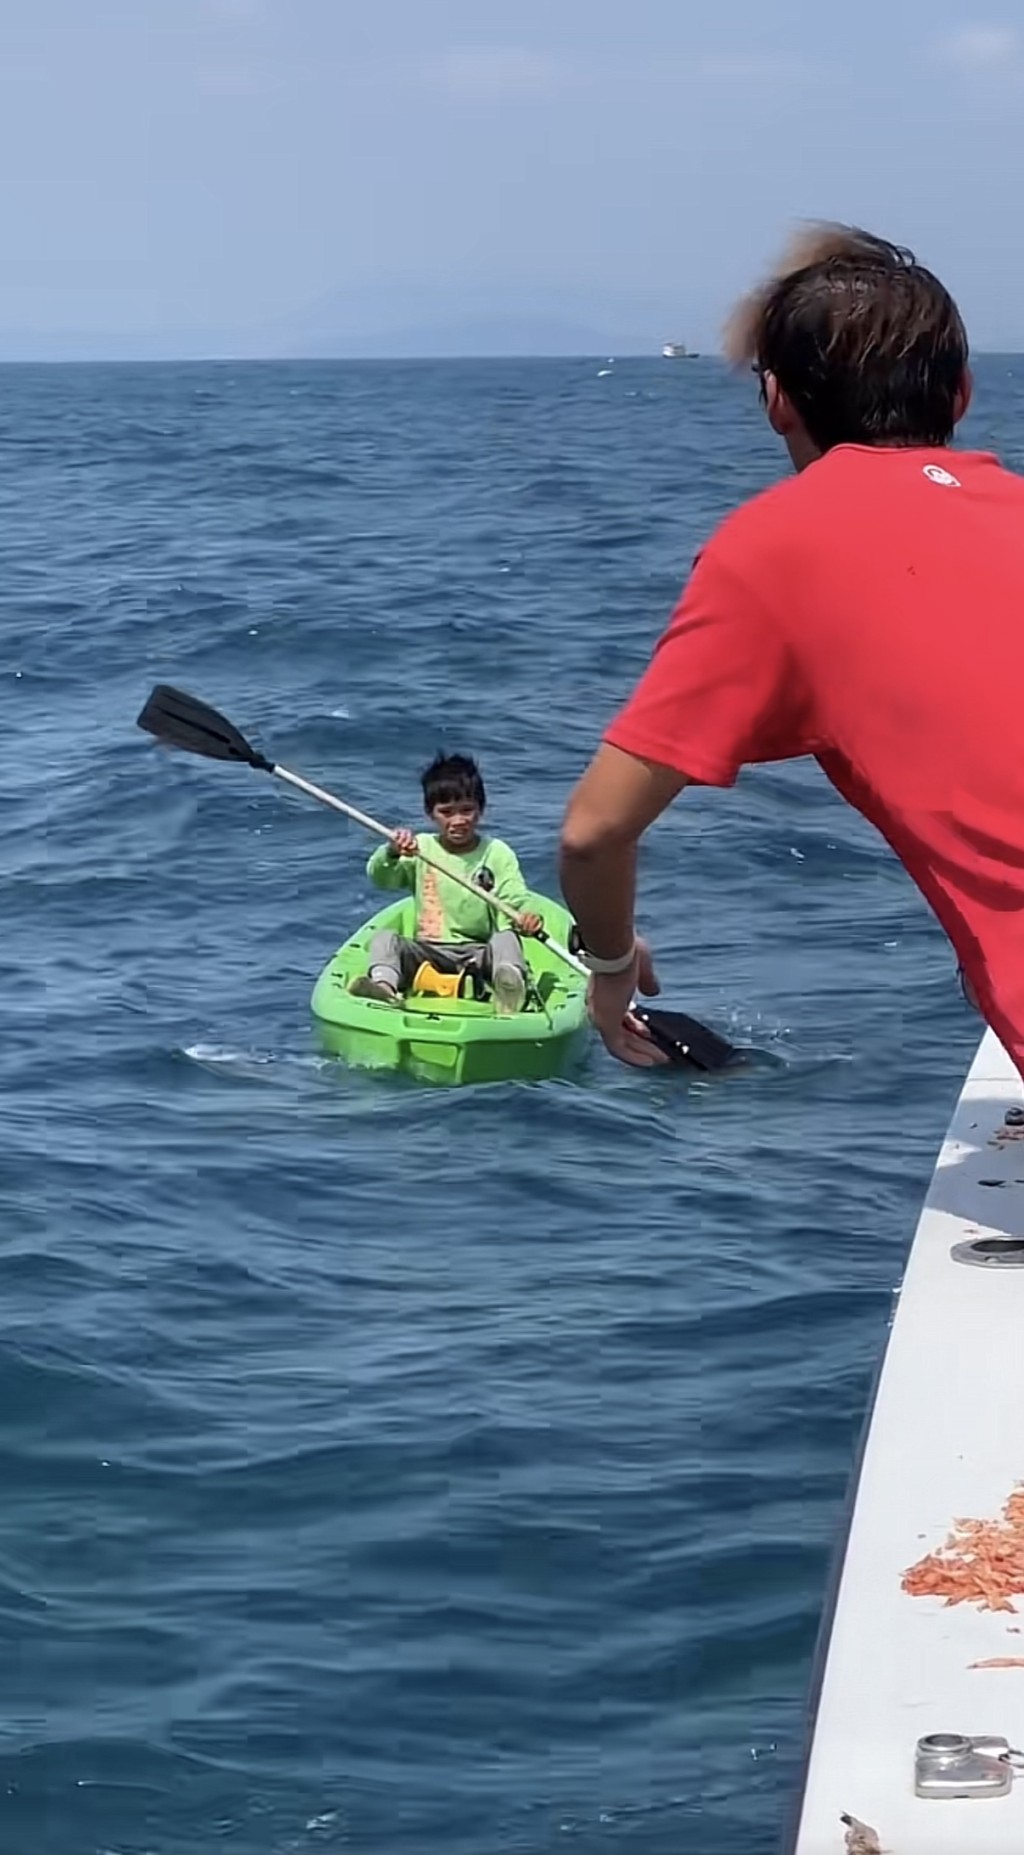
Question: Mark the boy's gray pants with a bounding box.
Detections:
[369,928,525,992]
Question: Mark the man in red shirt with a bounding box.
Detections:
[559,224,1024,1070]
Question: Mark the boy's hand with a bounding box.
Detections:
[517,911,544,937]
[389,828,418,859]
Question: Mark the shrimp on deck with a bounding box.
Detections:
[902,1487,1024,1613]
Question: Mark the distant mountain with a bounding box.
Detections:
[0,284,683,362]
[248,278,670,359]
[285,313,655,359]
[0,280,1018,365]
[0,327,240,363]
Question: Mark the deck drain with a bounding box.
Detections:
[951,1236,1024,1269]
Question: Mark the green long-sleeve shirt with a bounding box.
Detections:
[366,834,529,942]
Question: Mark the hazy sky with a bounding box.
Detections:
[1,0,1022,357]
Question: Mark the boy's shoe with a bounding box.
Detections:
[492,962,526,1016]
[349,974,400,1004]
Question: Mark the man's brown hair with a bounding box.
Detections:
[723,223,969,452]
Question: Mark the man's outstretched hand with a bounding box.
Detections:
[587,939,670,1068]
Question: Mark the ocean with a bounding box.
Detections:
[4,353,1020,1853]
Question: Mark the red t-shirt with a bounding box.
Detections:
[604,445,1024,1071]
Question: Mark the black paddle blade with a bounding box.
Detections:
[136,685,273,771]
[635,1005,739,1072]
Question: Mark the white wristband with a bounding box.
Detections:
[580,938,637,976]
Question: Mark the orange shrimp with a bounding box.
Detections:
[903,1484,1024,1613]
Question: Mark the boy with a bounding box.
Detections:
[350,751,543,1013]
[559,222,1024,1071]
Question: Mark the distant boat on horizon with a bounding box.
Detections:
[662,341,699,359]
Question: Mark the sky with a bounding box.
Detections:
[0,0,1022,358]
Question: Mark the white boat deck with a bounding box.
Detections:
[789,1029,1024,1852]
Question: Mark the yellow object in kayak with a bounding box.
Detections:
[411,961,467,1000]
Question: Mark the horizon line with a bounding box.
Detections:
[0,349,694,365]
[0,347,1020,366]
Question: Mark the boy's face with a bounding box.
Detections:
[429,798,481,850]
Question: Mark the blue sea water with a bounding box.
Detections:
[4,353,1022,1854]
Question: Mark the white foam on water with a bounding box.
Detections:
[182,1042,331,1083]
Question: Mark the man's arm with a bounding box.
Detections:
[561,525,812,1066]
[559,744,688,958]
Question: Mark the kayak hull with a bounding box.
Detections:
[310,892,589,1086]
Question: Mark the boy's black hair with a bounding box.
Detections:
[421,751,486,813]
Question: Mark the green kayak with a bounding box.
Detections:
[310,892,589,1086]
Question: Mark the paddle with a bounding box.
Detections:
[136,685,737,1071]
[631,1005,739,1071]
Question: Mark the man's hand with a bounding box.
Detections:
[587,939,669,1068]
[516,910,544,937]
[389,827,418,859]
